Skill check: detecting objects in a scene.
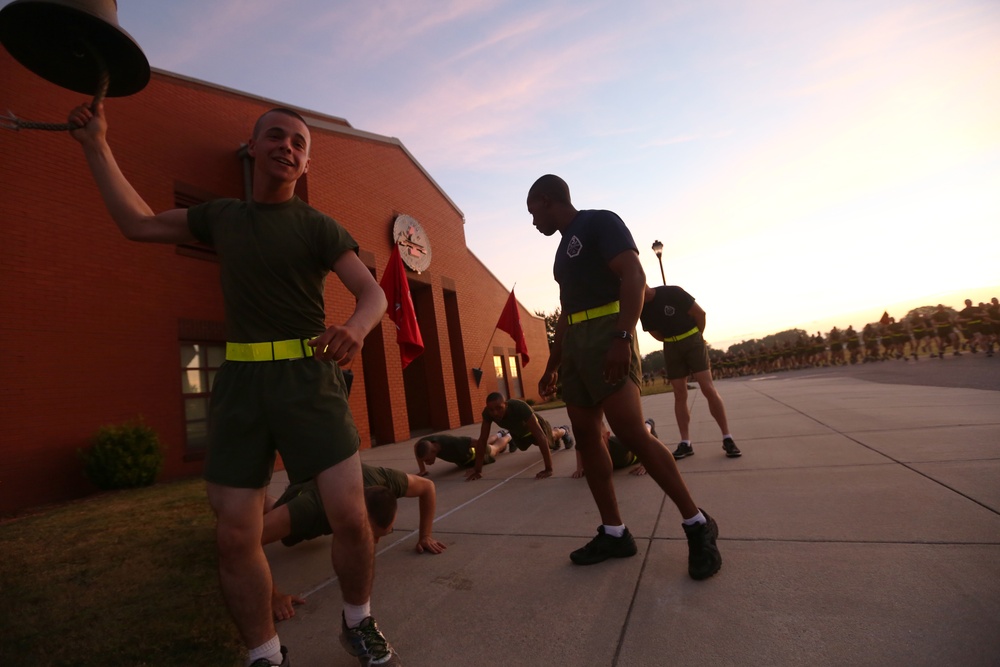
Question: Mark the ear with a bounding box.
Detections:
[302,156,310,174]
[247,137,257,158]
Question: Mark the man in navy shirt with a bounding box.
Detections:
[528,174,722,580]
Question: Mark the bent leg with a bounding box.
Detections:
[604,382,699,519]
[315,453,374,606]
[207,482,274,648]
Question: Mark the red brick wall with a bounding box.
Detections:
[0,54,549,514]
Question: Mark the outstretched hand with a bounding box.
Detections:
[415,536,447,554]
[272,591,305,622]
[630,464,647,476]
[465,470,482,482]
[535,468,553,479]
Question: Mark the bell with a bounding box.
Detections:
[0,0,149,97]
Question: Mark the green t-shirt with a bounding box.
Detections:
[273,463,408,546]
[187,196,359,342]
[483,399,551,447]
[428,434,475,466]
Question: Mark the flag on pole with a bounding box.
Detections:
[496,289,530,366]
[380,245,424,369]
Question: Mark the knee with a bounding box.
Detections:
[215,520,259,561]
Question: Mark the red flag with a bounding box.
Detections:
[380,246,424,369]
[496,289,529,366]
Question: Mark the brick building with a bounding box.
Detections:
[0,52,549,515]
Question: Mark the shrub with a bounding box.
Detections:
[80,419,165,490]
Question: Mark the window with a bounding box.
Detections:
[507,355,523,398]
[493,355,509,398]
[180,342,225,457]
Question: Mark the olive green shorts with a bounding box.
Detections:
[274,481,330,547]
[204,358,359,488]
[509,415,554,451]
[560,315,641,408]
[663,332,711,380]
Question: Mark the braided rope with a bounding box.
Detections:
[2,45,109,132]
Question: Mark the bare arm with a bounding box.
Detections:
[405,474,446,554]
[539,311,568,398]
[688,302,707,334]
[69,103,195,244]
[309,251,388,364]
[414,443,428,476]
[528,415,554,479]
[605,250,645,384]
[466,419,494,481]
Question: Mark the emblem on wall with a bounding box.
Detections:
[392,214,432,273]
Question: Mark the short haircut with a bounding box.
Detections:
[528,174,571,204]
[415,439,432,458]
[364,486,398,530]
[252,107,308,139]
[485,392,504,404]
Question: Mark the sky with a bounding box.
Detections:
[42,0,1000,354]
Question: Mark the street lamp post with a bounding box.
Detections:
[651,240,666,286]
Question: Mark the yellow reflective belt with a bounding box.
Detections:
[663,326,700,343]
[568,300,620,325]
[225,339,314,361]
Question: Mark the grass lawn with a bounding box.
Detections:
[0,479,243,666]
[532,378,675,411]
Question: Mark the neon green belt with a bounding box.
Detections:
[226,339,314,362]
[568,300,620,325]
[663,326,700,343]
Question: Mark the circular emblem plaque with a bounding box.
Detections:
[392,214,432,273]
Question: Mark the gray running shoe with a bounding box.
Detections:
[341,615,401,666]
[672,442,694,459]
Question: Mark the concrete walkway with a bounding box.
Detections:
[265,373,1000,666]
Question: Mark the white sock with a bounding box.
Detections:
[723,434,733,440]
[344,601,372,628]
[603,524,626,538]
[247,635,282,667]
[682,511,706,526]
[680,440,691,446]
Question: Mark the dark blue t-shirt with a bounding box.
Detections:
[639,286,697,337]
[553,210,637,314]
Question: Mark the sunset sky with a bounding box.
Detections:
[78,1,1000,353]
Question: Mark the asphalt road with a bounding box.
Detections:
[725,351,1000,392]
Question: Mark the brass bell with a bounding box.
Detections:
[0,0,149,97]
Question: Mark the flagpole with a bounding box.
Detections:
[472,284,518,387]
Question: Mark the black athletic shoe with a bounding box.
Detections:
[722,437,741,458]
[340,615,400,666]
[672,442,694,459]
[570,526,638,565]
[645,418,658,439]
[561,426,574,450]
[249,646,290,667]
[683,510,722,580]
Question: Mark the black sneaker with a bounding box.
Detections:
[683,510,722,580]
[722,437,741,458]
[570,526,638,565]
[672,442,694,459]
[645,418,658,439]
[561,426,574,450]
[340,615,400,666]
[249,646,290,667]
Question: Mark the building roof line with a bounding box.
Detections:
[150,67,465,221]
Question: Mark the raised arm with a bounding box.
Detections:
[69,103,194,244]
[310,251,388,364]
[404,474,446,554]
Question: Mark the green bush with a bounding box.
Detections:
[80,419,165,490]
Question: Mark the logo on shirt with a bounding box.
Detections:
[663,306,676,316]
[566,235,582,258]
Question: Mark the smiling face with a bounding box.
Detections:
[248,110,311,187]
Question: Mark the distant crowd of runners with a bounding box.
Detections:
[710,297,999,378]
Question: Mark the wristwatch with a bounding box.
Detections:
[613,330,633,342]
